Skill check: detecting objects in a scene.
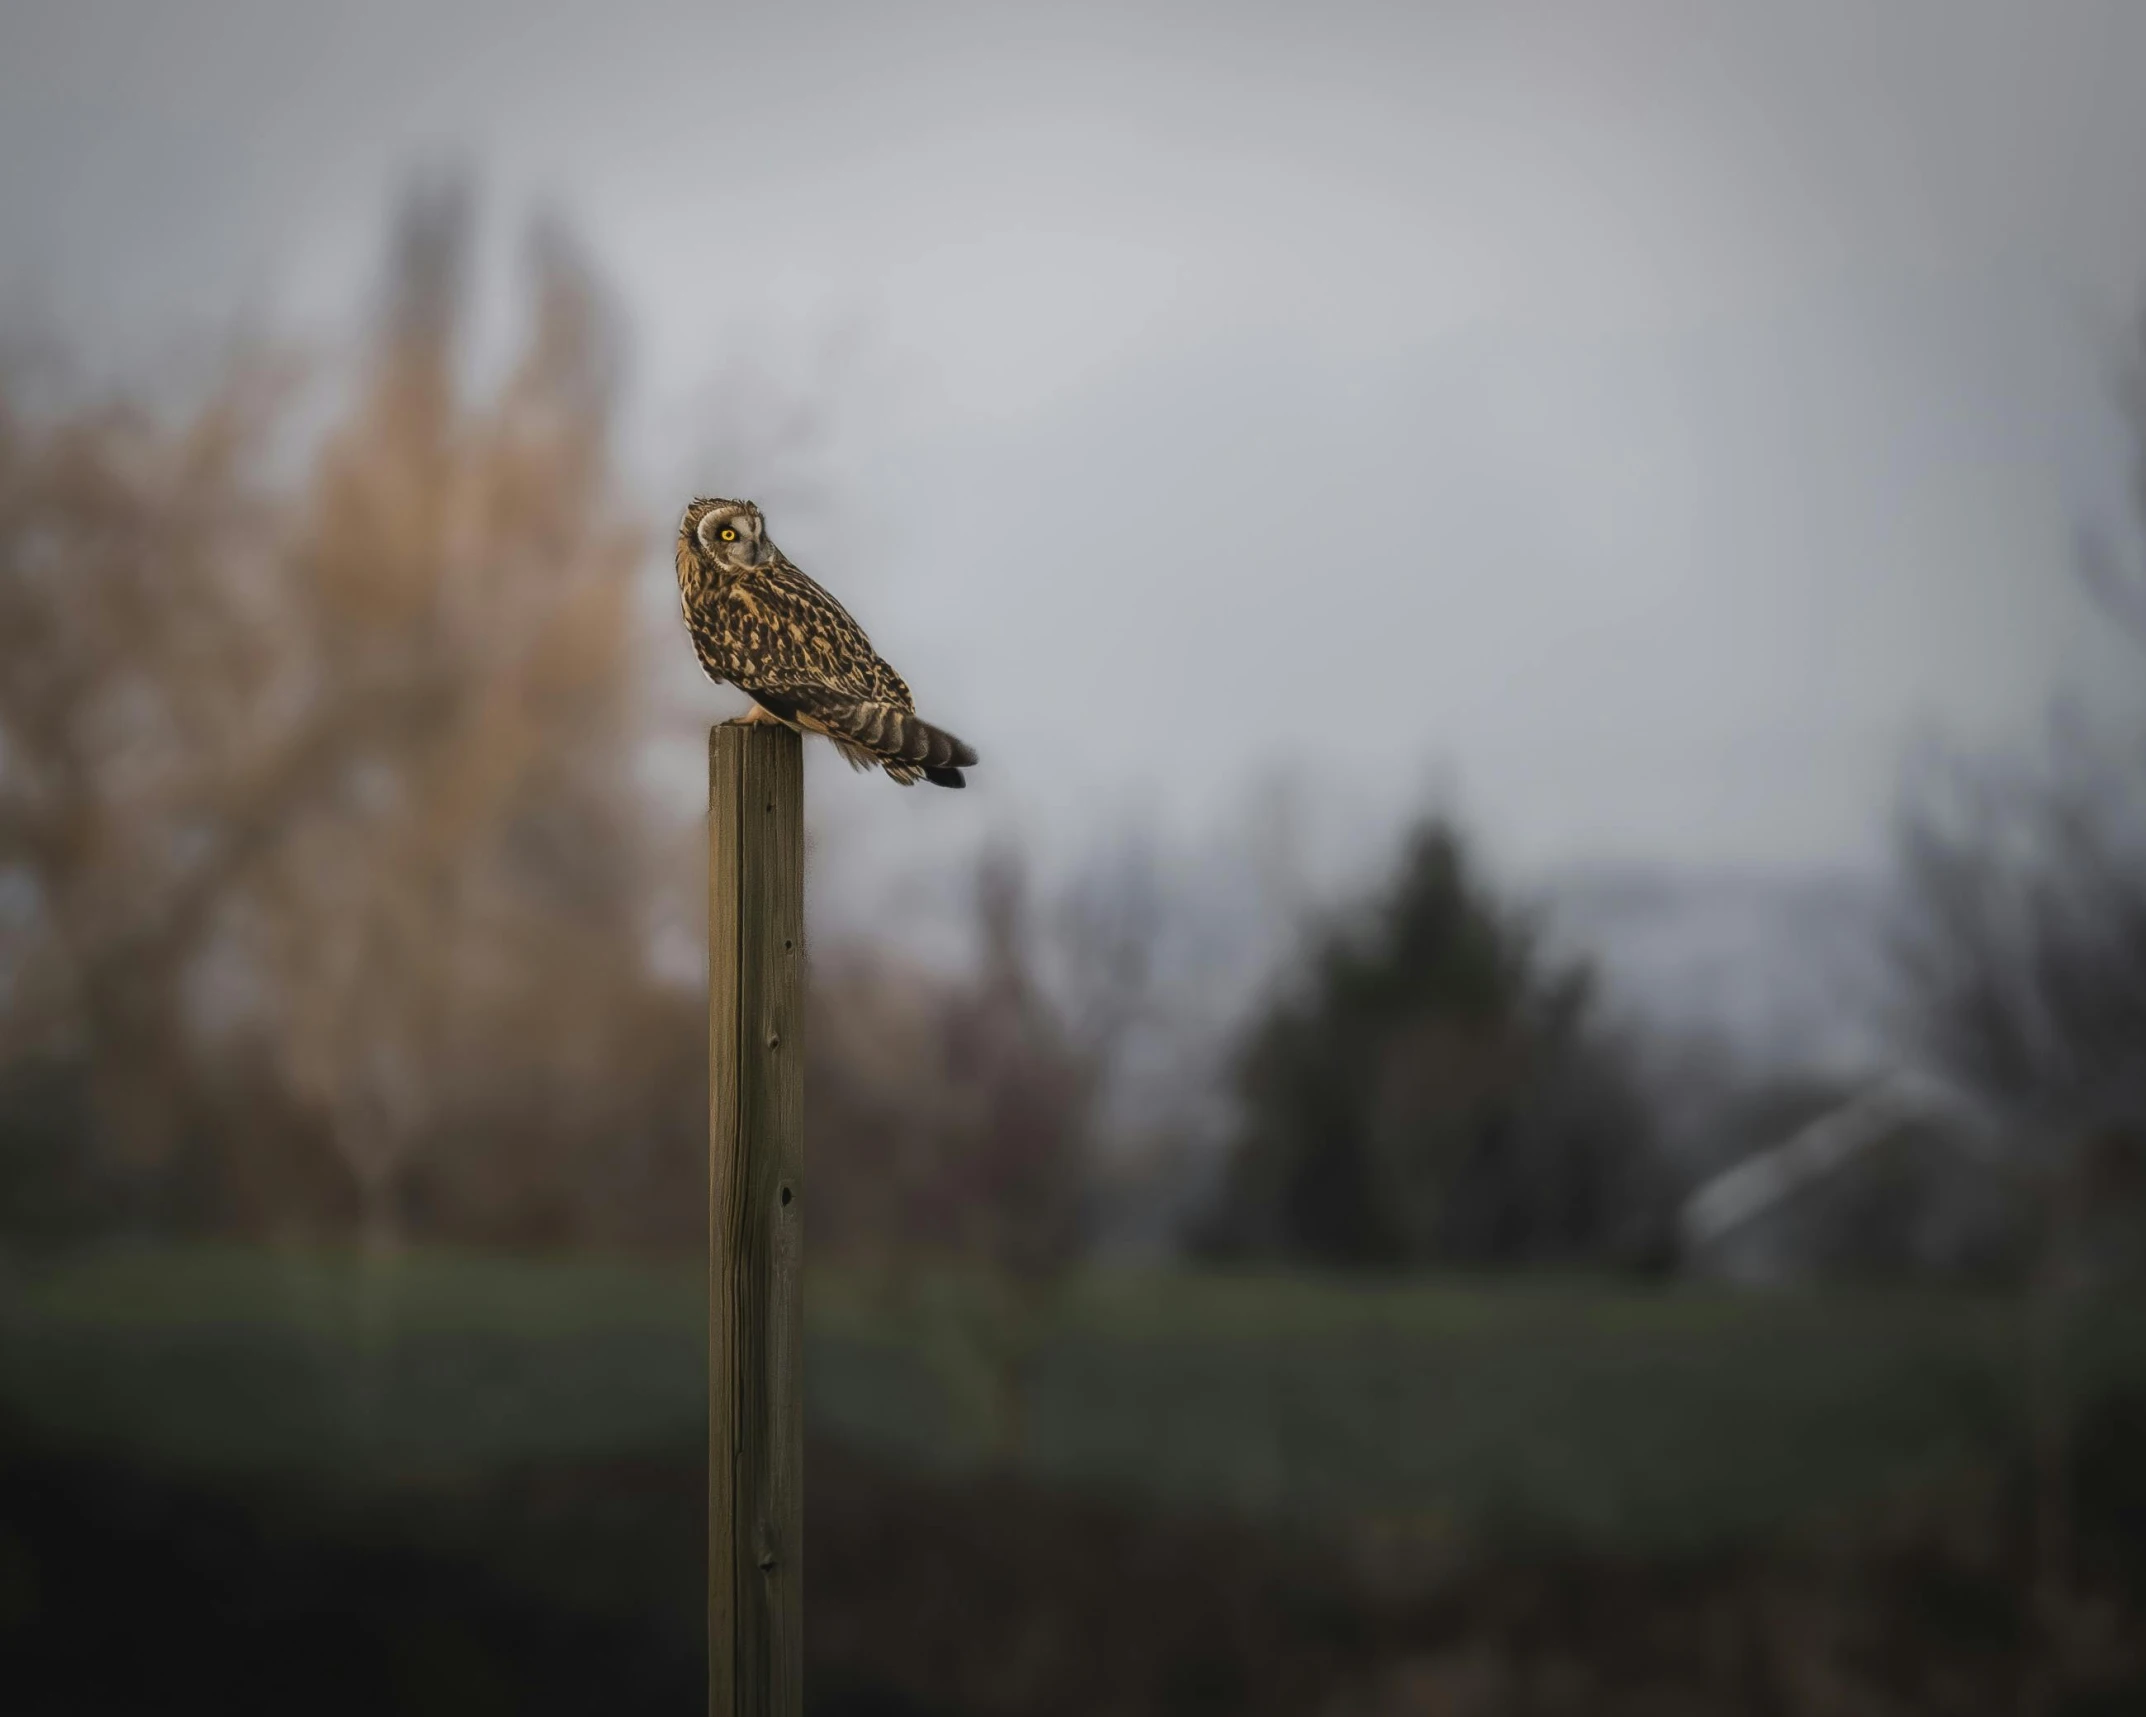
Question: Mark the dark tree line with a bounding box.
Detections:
[1199,820,1668,1269]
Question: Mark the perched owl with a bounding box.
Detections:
[676,498,978,788]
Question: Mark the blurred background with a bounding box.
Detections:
[4,2,2146,1712]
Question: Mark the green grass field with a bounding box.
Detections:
[4,1245,2140,1550]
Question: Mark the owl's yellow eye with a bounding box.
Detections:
[719,527,738,541]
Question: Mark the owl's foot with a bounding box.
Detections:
[723,702,790,728]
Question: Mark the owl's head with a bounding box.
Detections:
[679,497,766,579]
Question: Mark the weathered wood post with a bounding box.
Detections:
[708,724,805,1717]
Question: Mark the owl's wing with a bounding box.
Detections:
[720,566,972,775]
[689,566,873,695]
[736,565,916,702]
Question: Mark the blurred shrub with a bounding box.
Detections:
[1892,735,2146,1191]
[809,847,1092,1279]
[1884,291,2146,1280]
[805,846,1099,1456]
[0,1056,103,1247]
[1199,818,1668,1268]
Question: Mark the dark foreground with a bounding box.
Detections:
[5,1403,2145,1717]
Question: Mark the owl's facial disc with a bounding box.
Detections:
[697,508,745,558]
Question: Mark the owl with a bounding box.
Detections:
[676,498,978,788]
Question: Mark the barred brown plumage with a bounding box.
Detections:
[675,498,978,788]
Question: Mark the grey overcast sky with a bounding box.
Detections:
[7,0,2146,894]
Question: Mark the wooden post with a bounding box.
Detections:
[708,724,805,1717]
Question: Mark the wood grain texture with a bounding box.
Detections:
[708,724,805,1717]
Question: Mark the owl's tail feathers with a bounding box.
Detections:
[840,703,979,774]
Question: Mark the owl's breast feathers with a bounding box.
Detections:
[686,557,976,786]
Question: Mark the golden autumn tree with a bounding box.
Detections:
[242,183,660,1253]
[0,338,317,1210]
[0,185,725,1252]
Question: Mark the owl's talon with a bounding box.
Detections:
[724,703,787,729]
